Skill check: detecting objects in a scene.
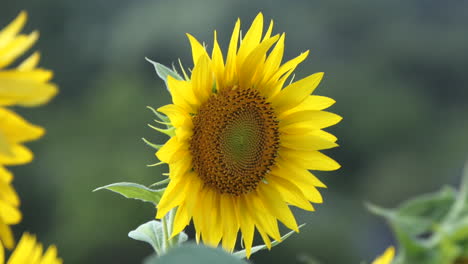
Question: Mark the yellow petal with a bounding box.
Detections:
[281,133,338,151]
[0,11,27,50]
[256,183,298,232]
[280,126,338,143]
[236,13,264,69]
[0,200,21,224]
[171,203,191,237]
[211,31,225,91]
[238,35,279,89]
[263,19,274,41]
[0,107,44,144]
[0,78,57,107]
[278,148,340,171]
[272,157,327,188]
[245,194,281,241]
[41,245,62,264]
[225,19,240,86]
[271,72,324,114]
[260,34,285,85]
[0,69,52,83]
[0,180,20,206]
[372,246,395,264]
[267,175,314,211]
[18,52,40,71]
[238,198,255,258]
[157,104,192,128]
[155,173,187,219]
[220,194,239,252]
[280,110,342,130]
[186,34,208,67]
[280,95,336,117]
[0,32,38,69]
[155,136,188,164]
[0,144,33,165]
[191,54,213,105]
[0,222,14,249]
[0,167,12,183]
[7,233,36,263]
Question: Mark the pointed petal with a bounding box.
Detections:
[191,54,213,104]
[256,183,298,232]
[280,133,338,151]
[0,78,57,107]
[278,148,340,171]
[0,32,38,68]
[271,72,324,114]
[0,11,27,50]
[186,34,208,67]
[280,110,342,130]
[267,174,314,211]
[225,19,241,86]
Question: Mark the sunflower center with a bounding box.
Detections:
[189,87,280,195]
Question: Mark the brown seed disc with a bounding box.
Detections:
[189,87,280,195]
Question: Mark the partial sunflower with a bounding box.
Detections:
[371,247,395,264]
[0,11,57,248]
[152,13,341,257]
[0,233,62,264]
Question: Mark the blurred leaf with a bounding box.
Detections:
[145,58,183,89]
[233,224,305,258]
[151,244,248,264]
[94,182,164,205]
[129,220,165,255]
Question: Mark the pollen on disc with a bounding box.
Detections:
[189,87,280,195]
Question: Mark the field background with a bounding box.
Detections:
[1,0,468,263]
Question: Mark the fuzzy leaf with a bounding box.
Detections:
[129,220,165,255]
[94,182,164,205]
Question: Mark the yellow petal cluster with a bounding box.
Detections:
[0,233,62,264]
[0,11,57,248]
[152,13,341,257]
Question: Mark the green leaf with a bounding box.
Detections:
[232,224,305,258]
[148,244,248,264]
[146,58,183,88]
[94,182,165,205]
[129,220,166,255]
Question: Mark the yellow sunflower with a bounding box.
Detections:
[0,11,57,248]
[0,233,62,264]
[153,13,341,256]
[371,247,395,264]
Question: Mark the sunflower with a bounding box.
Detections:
[152,13,341,256]
[371,247,395,264]
[0,11,57,248]
[0,233,62,264]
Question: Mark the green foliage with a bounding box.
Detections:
[369,163,468,264]
[128,220,188,256]
[148,244,248,264]
[94,182,165,205]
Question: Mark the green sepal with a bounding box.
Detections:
[149,178,170,188]
[233,223,305,259]
[93,182,164,205]
[146,58,183,89]
[142,137,163,150]
[146,244,248,264]
[148,124,176,137]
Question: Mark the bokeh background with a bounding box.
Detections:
[1,0,468,263]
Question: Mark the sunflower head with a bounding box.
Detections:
[150,13,341,257]
[0,11,58,249]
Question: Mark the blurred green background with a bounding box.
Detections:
[1,0,468,263]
